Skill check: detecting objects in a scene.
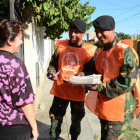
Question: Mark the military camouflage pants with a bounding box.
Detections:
[49,96,85,140]
[99,110,136,140]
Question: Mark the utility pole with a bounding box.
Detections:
[10,0,15,20]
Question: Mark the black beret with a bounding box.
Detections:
[93,15,115,31]
[70,19,86,33]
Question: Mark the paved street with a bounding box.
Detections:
[35,73,140,140]
[35,76,101,140]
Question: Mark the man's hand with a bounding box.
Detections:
[76,72,84,77]
[48,73,58,81]
[63,72,84,83]
[63,75,70,83]
[84,85,98,91]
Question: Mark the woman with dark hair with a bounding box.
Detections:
[0,19,39,140]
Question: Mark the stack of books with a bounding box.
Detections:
[69,74,102,85]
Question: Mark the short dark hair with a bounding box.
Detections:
[0,19,25,48]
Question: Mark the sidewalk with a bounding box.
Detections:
[35,74,140,140]
[35,76,101,140]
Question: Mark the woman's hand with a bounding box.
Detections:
[21,104,39,140]
[31,128,39,140]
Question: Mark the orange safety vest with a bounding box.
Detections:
[50,40,97,101]
[85,40,140,121]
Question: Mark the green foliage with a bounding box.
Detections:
[117,32,131,40]
[0,0,96,40]
[137,35,140,41]
[0,0,10,20]
[25,0,96,39]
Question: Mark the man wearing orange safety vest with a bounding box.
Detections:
[47,19,97,140]
[85,15,140,140]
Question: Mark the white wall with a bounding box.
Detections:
[87,30,98,42]
[23,21,53,95]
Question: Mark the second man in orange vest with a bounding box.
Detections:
[85,15,140,140]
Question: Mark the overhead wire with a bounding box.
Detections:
[95,0,123,7]
[83,0,140,34]
[95,2,140,29]
[96,2,140,10]
[115,4,140,18]
[116,12,140,24]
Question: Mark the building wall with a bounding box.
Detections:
[23,22,54,98]
[87,30,98,42]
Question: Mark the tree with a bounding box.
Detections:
[137,35,140,40]
[25,0,96,39]
[0,0,96,40]
[0,0,9,20]
[116,32,131,40]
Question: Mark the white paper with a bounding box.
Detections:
[69,74,102,85]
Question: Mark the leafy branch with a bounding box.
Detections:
[0,0,96,40]
[25,0,96,39]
